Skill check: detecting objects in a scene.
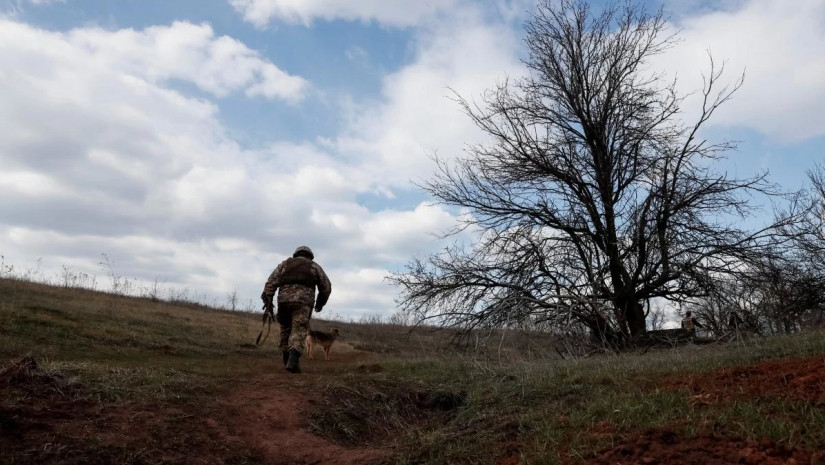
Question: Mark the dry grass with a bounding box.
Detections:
[3,277,825,464]
[330,333,825,464]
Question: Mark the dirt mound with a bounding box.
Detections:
[1,356,257,464]
[671,356,825,402]
[1,356,100,463]
[306,379,465,446]
[1,356,89,441]
[0,355,81,393]
[225,372,389,465]
[588,356,825,465]
[591,430,824,465]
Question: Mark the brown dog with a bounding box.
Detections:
[306,327,339,360]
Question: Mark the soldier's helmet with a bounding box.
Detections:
[293,245,314,260]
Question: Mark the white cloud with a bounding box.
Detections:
[229,0,462,28]
[333,13,525,186]
[328,268,396,318]
[7,0,821,323]
[227,0,528,189]
[0,18,470,318]
[654,0,825,141]
[37,20,309,102]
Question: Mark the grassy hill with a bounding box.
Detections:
[2,277,825,464]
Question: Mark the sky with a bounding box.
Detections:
[1,0,823,320]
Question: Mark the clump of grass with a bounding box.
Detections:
[4,277,825,465]
[304,331,825,464]
[306,376,467,446]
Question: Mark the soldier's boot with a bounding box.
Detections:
[282,351,289,367]
[285,349,301,374]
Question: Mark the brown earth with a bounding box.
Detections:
[1,351,389,465]
[592,430,825,465]
[222,350,390,465]
[584,356,825,465]
[669,356,825,403]
[4,353,825,464]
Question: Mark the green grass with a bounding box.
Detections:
[3,277,825,464]
[307,333,825,464]
[1,278,274,464]
[0,278,272,408]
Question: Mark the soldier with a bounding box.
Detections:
[261,246,331,373]
[681,311,703,335]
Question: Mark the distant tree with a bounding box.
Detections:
[756,164,825,332]
[688,260,825,337]
[752,260,825,333]
[796,166,825,329]
[687,166,825,336]
[781,164,825,268]
[391,0,790,341]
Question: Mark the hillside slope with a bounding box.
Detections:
[2,278,825,464]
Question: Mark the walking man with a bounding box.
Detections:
[261,246,331,373]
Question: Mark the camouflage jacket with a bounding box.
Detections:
[263,256,331,309]
[681,317,702,330]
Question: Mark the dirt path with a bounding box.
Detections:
[223,349,389,465]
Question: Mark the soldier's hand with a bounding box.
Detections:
[315,305,323,313]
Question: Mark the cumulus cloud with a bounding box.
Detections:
[333,11,526,186]
[4,20,309,102]
[653,0,825,141]
[0,0,524,317]
[227,0,825,144]
[229,0,462,28]
[11,0,820,320]
[0,18,466,317]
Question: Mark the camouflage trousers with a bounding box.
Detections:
[277,302,312,353]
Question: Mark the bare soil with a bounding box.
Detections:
[1,351,389,465]
[584,356,825,465]
[0,356,254,464]
[223,352,390,465]
[592,430,824,465]
[670,356,825,403]
[4,353,825,464]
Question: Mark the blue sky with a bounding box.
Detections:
[1,0,823,319]
[12,0,416,146]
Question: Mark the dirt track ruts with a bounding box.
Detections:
[223,352,388,465]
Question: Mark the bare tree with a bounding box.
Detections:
[780,164,825,268]
[754,164,825,332]
[690,258,825,336]
[687,166,825,336]
[391,0,789,341]
[754,260,825,333]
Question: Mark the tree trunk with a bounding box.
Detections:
[585,312,623,350]
[616,298,647,337]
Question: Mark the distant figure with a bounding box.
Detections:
[728,311,744,331]
[681,311,703,334]
[261,246,331,374]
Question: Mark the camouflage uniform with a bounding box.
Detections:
[263,254,331,354]
[681,313,703,336]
